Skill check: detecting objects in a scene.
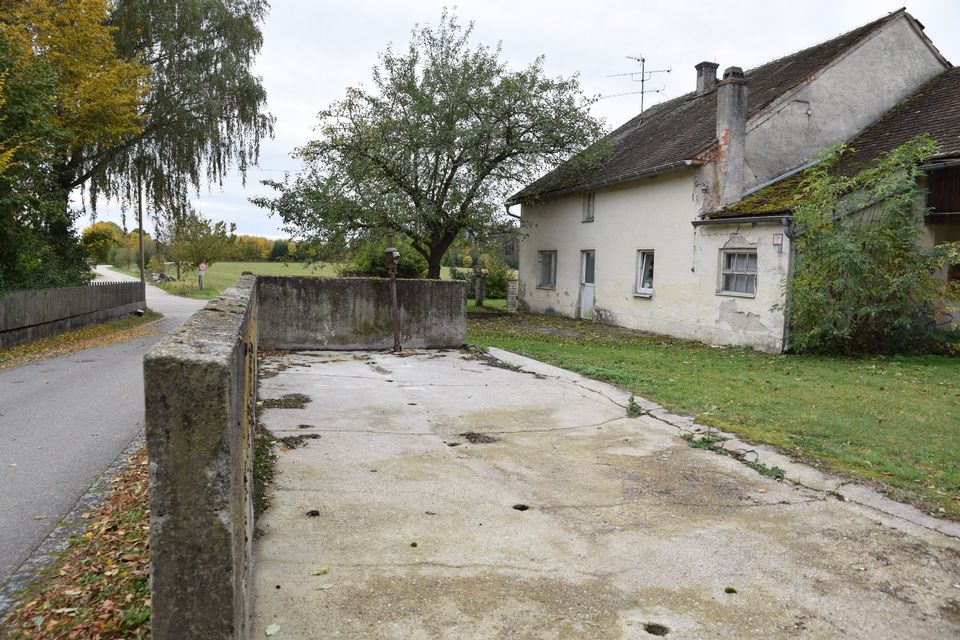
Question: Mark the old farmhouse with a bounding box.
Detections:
[511,9,957,352]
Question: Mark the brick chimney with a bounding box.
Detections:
[715,66,747,206]
[695,61,719,95]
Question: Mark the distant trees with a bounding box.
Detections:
[159,207,235,279]
[254,11,602,278]
[235,235,273,261]
[81,221,125,264]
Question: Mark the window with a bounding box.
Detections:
[719,250,757,295]
[582,192,595,222]
[537,250,557,288]
[635,250,654,295]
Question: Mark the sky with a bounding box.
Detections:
[77,0,960,238]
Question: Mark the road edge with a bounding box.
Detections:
[0,430,146,622]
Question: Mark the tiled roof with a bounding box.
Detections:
[511,9,908,204]
[710,66,960,218]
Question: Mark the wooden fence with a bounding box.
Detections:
[0,281,146,348]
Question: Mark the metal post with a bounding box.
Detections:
[384,231,401,353]
[136,165,145,284]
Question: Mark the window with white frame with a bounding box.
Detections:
[537,250,557,288]
[582,192,595,222]
[719,250,758,295]
[635,250,654,295]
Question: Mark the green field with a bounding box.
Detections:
[122,261,462,299]
[121,261,338,299]
[468,312,960,521]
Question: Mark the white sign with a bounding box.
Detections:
[198,262,207,273]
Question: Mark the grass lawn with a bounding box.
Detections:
[117,262,461,299]
[466,298,507,314]
[468,313,960,520]
[117,261,338,299]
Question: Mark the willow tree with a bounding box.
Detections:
[83,0,274,218]
[254,11,603,278]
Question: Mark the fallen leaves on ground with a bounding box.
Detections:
[0,315,160,371]
[2,449,151,639]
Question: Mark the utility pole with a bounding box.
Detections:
[136,161,145,285]
[604,55,671,113]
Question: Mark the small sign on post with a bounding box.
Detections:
[198,262,207,291]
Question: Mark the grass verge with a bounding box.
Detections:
[1,450,150,639]
[466,298,507,314]
[0,310,163,370]
[468,313,960,520]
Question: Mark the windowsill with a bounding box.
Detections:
[633,290,653,298]
[582,218,594,223]
[537,285,556,290]
[716,290,757,299]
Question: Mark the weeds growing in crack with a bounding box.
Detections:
[683,432,785,480]
[627,395,643,418]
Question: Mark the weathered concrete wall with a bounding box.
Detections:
[0,282,144,348]
[519,170,790,352]
[257,276,466,350]
[144,276,257,640]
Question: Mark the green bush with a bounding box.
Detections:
[480,254,510,298]
[147,255,166,275]
[340,238,427,279]
[787,135,960,354]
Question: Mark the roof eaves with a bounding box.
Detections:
[509,160,699,206]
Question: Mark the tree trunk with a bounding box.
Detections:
[426,231,458,279]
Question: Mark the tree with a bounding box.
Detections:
[786,135,960,354]
[3,0,149,204]
[268,239,290,262]
[0,0,145,291]
[84,0,274,218]
[253,11,603,278]
[163,207,236,278]
[81,221,125,264]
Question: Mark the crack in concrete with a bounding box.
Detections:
[269,417,626,439]
[539,498,822,511]
[314,560,608,580]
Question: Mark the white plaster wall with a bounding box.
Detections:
[519,170,791,351]
[744,15,947,189]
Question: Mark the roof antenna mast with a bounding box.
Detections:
[605,55,671,113]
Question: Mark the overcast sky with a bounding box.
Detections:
[78,0,960,238]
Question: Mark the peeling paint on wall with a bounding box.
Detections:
[717,299,768,333]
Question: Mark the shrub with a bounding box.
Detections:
[480,254,510,298]
[786,135,960,354]
[340,238,427,279]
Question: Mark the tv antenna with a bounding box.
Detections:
[605,55,671,113]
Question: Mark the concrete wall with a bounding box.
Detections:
[743,14,947,190]
[0,281,144,348]
[143,275,465,638]
[257,276,466,350]
[519,170,790,352]
[144,276,258,640]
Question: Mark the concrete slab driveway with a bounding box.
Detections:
[254,349,960,639]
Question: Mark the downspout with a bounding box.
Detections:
[781,218,799,353]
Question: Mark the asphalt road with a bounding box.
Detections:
[0,267,204,588]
